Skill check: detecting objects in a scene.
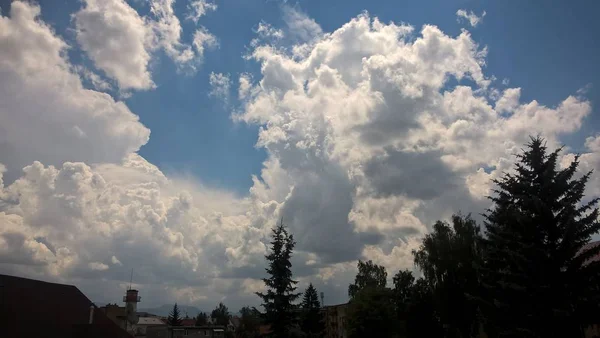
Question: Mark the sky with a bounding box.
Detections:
[0,0,599,311]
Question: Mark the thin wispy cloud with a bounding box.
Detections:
[456,9,487,27]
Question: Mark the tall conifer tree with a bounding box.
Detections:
[480,137,600,337]
[256,219,301,338]
[167,303,183,326]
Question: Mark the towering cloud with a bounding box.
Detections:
[1,2,598,309]
[73,0,218,91]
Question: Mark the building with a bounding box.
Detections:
[100,288,142,334]
[100,303,129,330]
[181,318,197,327]
[321,303,349,338]
[146,325,226,338]
[0,273,133,338]
[135,317,167,337]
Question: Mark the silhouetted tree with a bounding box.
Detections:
[406,278,443,338]
[480,137,600,337]
[413,214,483,337]
[211,302,231,326]
[300,283,324,338]
[237,306,262,338]
[346,261,395,337]
[392,269,415,336]
[256,219,301,338]
[167,303,183,326]
[346,286,396,338]
[195,312,208,326]
[348,260,387,299]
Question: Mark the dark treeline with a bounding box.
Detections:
[172,137,600,338]
[345,137,600,338]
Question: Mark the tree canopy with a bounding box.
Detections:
[237,306,262,338]
[348,260,387,299]
[413,213,483,337]
[346,280,396,338]
[195,312,208,326]
[211,302,231,327]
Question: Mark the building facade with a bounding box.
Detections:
[146,325,226,338]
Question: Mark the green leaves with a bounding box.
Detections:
[211,302,231,326]
[412,214,482,338]
[348,260,387,299]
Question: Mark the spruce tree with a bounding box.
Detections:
[480,137,600,337]
[195,312,208,326]
[300,283,324,338]
[167,303,183,326]
[256,219,301,338]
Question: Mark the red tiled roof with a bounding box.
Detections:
[181,318,196,326]
[0,274,133,338]
[259,324,272,336]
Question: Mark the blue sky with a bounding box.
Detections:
[1,0,600,309]
[12,0,599,194]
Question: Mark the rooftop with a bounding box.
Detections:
[0,274,133,338]
[137,317,166,326]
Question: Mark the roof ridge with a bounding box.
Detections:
[0,273,78,289]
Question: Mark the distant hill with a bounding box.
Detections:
[138,304,202,317]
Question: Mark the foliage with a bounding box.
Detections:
[195,312,208,326]
[480,137,600,337]
[348,260,387,299]
[167,303,183,326]
[211,302,231,327]
[300,283,324,338]
[392,269,415,336]
[346,286,396,338]
[405,278,443,338]
[256,219,301,338]
[237,306,262,338]
[346,260,395,337]
[413,213,483,337]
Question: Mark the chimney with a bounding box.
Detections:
[89,305,95,324]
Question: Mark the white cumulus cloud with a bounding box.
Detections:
[1,2,599,311]
[73,0,217,91]
[74,0,155,91]
[0,1,150,183]
[238,11,596,280]
[283,6,323,43]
